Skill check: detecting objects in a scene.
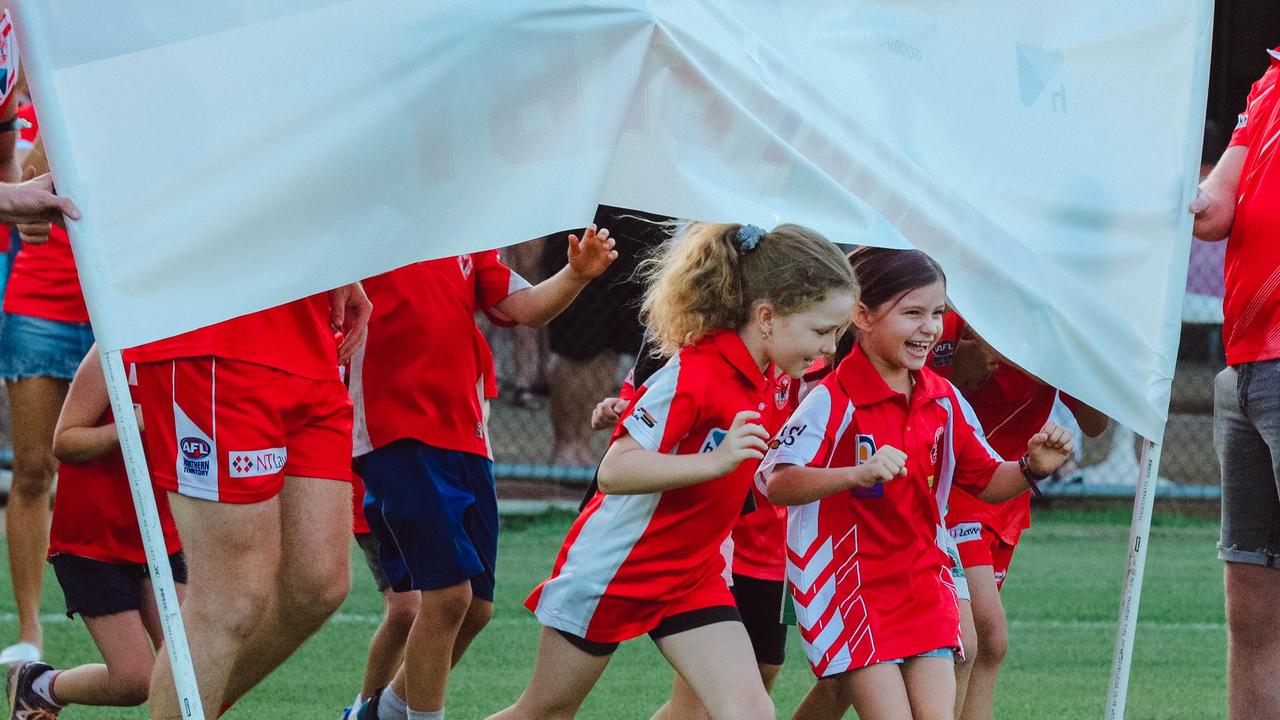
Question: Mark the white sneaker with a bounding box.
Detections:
[0,644,39,665]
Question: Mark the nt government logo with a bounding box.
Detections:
[1016,42,1066,113]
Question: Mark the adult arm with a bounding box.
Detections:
[1190,145,1246,242]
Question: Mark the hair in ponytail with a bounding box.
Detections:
[639,222,856,356]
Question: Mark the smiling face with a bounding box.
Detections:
[853,279,948,379]
[762,291,856,378]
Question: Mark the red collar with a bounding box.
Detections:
[704,330,771,392]
[836,342,949,408]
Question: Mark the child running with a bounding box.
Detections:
[490,222,857,720]
[761,247,1074,720]
[594,342,797,720]
[342,328,498,719]
[935,317,1107,720]
[350,227,617,720]
[6,347,185,717]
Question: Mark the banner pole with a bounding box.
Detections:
[1103,436,1162,720]
[99,349,205,719]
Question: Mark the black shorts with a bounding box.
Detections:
[50,551,188,619]
[540,205,671,361]
[355,532,392,593]
[732,574,787,666]
[556,605,742,657]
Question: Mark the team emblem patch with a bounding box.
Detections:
[774,375,792,410]
[457,254,473,278]
[931,426,945,466]
[853,434,883,498]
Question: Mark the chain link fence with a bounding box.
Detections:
[482,213,1229,503]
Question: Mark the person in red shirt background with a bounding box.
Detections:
[0,86,91,668]
[5,348,184,715]
[1191,46,1280,720]
[126,281,371,718]
[350,229,617,720]
[344,321,500,719]
[930,315,1107,720]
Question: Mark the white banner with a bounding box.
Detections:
[14,0,1211,441]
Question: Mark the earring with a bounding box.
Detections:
[761,326,773,341]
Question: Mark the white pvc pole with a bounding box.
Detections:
[99,349,205,719]
[1103,437,1162,720]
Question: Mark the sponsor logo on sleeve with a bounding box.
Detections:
[1237,112,1248,131]
[228,448,288,478]
[634,407,657,429]
[768,423,807,450]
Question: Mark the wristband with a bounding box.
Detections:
[1019,453,1048,497]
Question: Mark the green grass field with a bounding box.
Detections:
[3,507,1226,719]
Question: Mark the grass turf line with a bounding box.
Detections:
[1,509,1224,718]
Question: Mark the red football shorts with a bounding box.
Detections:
[949,521,1017,590]
[134,357,353,504]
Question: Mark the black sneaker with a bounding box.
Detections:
[5,661,59,719]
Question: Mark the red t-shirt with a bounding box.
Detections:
[350,252,529,459]
[2,103,92,322]
[49,408,183,564]
[127,294,340,380]
[927,312,1079,543]
[946,363,1081,544]
[1223,48,1280,364]
[3,224,89,322]
[527,331,788,642]
[760,343,1000,676]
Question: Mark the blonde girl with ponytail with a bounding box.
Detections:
[490,222,857,720]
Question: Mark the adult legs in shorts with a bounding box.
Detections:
[219,476,352,706]
[1214,363,1280,719]
[5,376,69,656]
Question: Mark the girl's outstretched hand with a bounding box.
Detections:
[709,410,771,475]
[1026,420,1074,475]
[567,224,618,281]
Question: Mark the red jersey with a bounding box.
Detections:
[945,363,1081,544]
[927,312,1079,544]
[761,343,1000,676]
[3,225,89,322]
[128,294,340,381]
[49,408,183,564]
[1223,48,1280,364]
[528,331,787,642]
[350,252,529,459]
